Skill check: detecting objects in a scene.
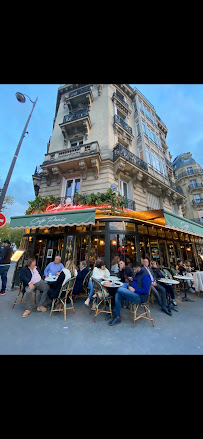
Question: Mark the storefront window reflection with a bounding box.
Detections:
[110,234,136,267]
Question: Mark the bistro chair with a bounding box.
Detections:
[90,278,113,322]
[49,277,76,321]
[12,282,37,309]
[129,287,154,327]
[73,270,92,300]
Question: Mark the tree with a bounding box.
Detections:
[0,223,23,248]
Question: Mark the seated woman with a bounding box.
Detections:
[111,256,120,274]
[84,260,110,306]
[47,260,77,301]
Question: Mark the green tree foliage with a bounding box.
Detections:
[0,223,23,248]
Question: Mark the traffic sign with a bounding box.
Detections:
[0,212,6,227]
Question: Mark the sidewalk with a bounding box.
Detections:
[0,263,203,355]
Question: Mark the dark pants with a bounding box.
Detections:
[115,287,142,318]
[0,265,10,292]
[151,284,167,308]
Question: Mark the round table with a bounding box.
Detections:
[45,275,58,283]
[101,280,123,310]
[174,275,195,302]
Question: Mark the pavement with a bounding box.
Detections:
[0,262,203,355]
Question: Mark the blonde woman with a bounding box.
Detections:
[47,260,77,301]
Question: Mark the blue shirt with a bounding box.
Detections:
[131,269,151,295]
[44,261,64,277]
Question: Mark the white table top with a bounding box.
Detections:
[101,280,123,288]
[174,275,193,280]
[157,278,180,284]
[45,275,58,282]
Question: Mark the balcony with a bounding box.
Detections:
[175,168,203,180]
[113,114,133,137]
[192,198,203,205]
[112,93,131,116]
[64,85,93,111]
[59,107,92,142]
[188,182,203,190]
[113,143,148,172]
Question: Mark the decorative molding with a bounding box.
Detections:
[91,158,100,179]
[79,160,87,180]
[51,166,62,184]
[41,168,51,186]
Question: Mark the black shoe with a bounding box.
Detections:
[161,306,172,316]
[171,301,178,312]
[108,316,121,326]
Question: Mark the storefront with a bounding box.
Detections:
[9,207,203,277]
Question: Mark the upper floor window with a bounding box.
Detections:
[187,167,193,174]
[66,178,80,200]
[70,139,83,147]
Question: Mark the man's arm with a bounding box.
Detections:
[44,262,51,277]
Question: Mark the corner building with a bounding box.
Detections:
[10,84,203,276]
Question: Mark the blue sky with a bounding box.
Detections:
[0,83,203,221]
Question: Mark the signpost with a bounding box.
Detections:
[0,212,6,227]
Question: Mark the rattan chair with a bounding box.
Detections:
[73,270,92,300]
[12,282,37,309]
[129,287,154,327]
[90,278,113,322]
[49,277,76,321]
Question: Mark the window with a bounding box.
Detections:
[142,120,147,135]
[190,179,197,187]
[66,178,80,200]
[187,167,193,174]
[120,180,128,198]
[145,146,168,177]
[194,194,201,201]
[136,122,140,136]
[70,139,83,147]
[139,101,144,112]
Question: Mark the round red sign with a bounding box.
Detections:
[0,212,6,227]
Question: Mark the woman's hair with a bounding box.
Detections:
[65,259,77,277]
[24,257,36,267]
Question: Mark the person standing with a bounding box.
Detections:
[0,240,13,296]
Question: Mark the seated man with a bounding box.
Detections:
[142,258,171,315]
[117,260,134,284]
[150,260,178,311]
[44,255,64,278]
[108,261,151,326]
[20,257,51,317]
[73,260,89,296]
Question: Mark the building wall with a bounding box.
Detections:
[35,84,185,216]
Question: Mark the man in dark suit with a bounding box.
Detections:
[142,258,171,316]
[73,261,89,296]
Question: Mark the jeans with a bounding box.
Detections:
[151,284,167,308]
[0,265,10,292]
[115,286,142,318]
[88,279,94,300]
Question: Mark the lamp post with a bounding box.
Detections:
[0,92,38,211]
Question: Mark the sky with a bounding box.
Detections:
[0,83,203,221]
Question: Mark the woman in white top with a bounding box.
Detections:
[84,261,110,306]
[47,260,78,300]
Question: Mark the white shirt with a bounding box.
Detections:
[62,268,78,286]
[92,266,110,279]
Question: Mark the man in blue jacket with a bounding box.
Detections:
[108,261,151,326]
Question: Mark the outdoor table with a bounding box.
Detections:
[101,280,123,309]
[174,275,195,302]
[157,278,180,310]
[45,275,58,283]
[192,271,203,296]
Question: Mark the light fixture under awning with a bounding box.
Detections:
[9,208,96,229]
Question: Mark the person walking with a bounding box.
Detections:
[0,240,13,296]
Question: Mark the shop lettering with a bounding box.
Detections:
[180,221,190,231]
[30,216,67,226]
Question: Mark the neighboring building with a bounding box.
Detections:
[172,152,203,224]
[33,84,185,215]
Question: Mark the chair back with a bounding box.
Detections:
[92,278,106,300]
[58,277,76,299]
[83,270,92,293]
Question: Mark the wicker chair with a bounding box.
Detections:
[129,287,154,327]
[49,277,76,321]
[12,282,37,309]
[90,278,113,322]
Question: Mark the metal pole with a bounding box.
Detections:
[0,97,38,211]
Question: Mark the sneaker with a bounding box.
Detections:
[189,287,196,294]
[108,316,121,326]
[0,291,6,296]
[84,298,90,306]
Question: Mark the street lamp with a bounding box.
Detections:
[0,92,38,211]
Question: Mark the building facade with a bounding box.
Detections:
[172,152,203,224]
[33,84,185,215]
[10,84,203,278]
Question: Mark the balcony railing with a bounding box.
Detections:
[68,85,91,99]
[175,168,203,180]
[114,114,133,135]
[113,143,148,172]
[168,179,184,195]
[192,198,203,205]
[188,182,203,189]
[63,107,89,124]
[112,92,129,109]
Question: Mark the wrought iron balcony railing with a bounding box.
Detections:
[114,114,133,135]
[63,107,89,124]
[192,198,203,205]
[113,143,148,172]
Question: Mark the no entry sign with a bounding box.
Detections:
[0,212,6,227]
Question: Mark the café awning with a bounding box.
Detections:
[9,208,96,229]
[116,208,203,237]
